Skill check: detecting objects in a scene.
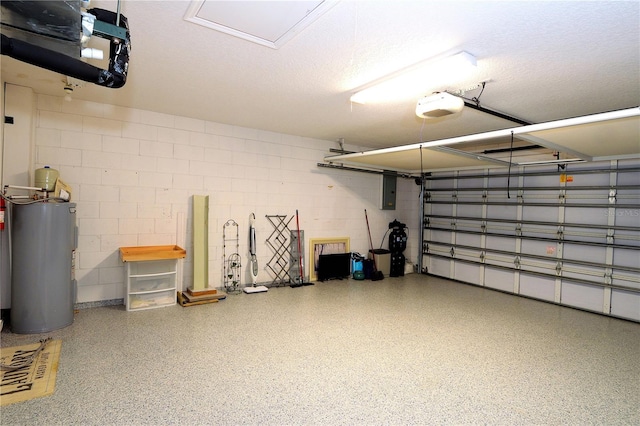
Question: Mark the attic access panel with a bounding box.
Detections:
[184,0,337,49]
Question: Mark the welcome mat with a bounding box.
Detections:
[0,339,62,406]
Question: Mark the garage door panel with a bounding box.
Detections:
[454,261,481,285]
[429,230,452,244]
[486,235,516,252]
[430,179,454,190]
[610,289,640,321]
[565,207,608,226]
[562,243,606,264]
[521,239,559,259]
[487,205,517,220]
[612,274,640,290]
[488,175,509,189]
[612,248,640,268]
[562,265,603,284]
[430,204,454,216]
[520,275,556,302]
[563,225,607,244]
[612,207,640,228]
[484,267,514,292]
[616,169,640,185]
[567,171,610,186]
[456,233,482,247]
[456,204,483,217]
[565,190,608,205]
[523,206,558,222]
[523,223,558,240]
[429,256,451,277]
[561,281,604,312]
[523,174,558,187]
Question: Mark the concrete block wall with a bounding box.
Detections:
[27,94,419,304]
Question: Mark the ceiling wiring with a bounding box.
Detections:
[470,81,486,106]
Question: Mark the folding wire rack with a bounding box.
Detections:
[265,214,293,286]
[223,219,241,294]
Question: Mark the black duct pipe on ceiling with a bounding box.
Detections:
[2,34,103,81]
[1,8,130,89]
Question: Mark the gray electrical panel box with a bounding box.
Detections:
[381,172,397,210]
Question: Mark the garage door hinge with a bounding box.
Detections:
[450,247,455,257]
[555,262,563,276]
[479,251,486,262]
[557,226,564,240]
[481,221,487,232]
[426,192,432,200]
[423,242,429,253]
[450,220,456,230]
[558,190,566,204]
[514,256,521,268]
[604,269,613,285]
[482,190,488,199]
[425,217,430,226]
[452,191,457,200]
[515,223,522,236]
[517,190,524,202]
[607,229,615,244]
[608,189,617,204]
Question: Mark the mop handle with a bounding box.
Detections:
[249,213,256,256]
[296,209,304,281]
[364,209,378,270]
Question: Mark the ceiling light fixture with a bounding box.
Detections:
[350,51,477,105]
[63,84,74,102]
[415,92,464,119]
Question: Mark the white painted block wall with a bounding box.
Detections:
[7,92,419,304]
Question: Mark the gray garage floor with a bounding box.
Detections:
[1,274,639,425]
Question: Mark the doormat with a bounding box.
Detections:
[0,338,61,406]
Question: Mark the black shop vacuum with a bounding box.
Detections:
[388,220,407,277]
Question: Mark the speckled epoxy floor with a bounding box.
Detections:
[1,274,639,425]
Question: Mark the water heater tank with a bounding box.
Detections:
[11,201,77,333]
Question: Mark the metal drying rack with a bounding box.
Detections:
[223,219,241,294]
[265,215,293,286]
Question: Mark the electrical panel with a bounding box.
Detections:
[381,173,397,210]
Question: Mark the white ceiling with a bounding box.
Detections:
[2,0,639,158]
